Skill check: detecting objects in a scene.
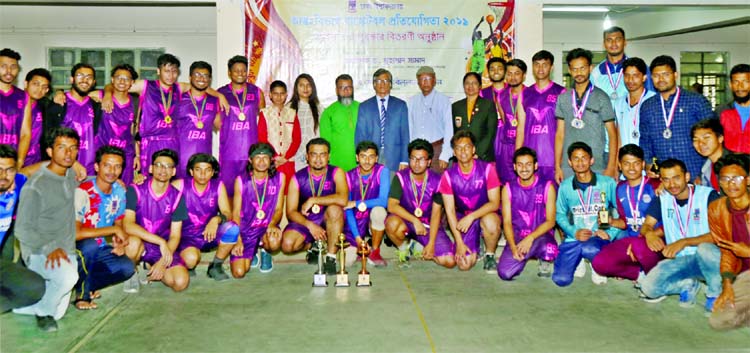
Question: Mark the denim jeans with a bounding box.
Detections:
[640,243,721,299]
[552,236,609,287]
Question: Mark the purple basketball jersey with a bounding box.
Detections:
[506,176,553,241]
[25,100,44,165]
[139,80,180,139]
[132,180,183,239]
[395,168,441,224]
[94,94,135,183]
[0,86,27,149]
[62,92,96,174]
[346,163,384,217]
[218,83,260,162]
[180,178,222,240]
[521,83,566,169]
[295,166,339,221]
[446,160,492,215]
[237,172,283,234]
[174,93,218,178]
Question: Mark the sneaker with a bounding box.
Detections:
[36,315,57,332]
[482,254,497,274]
[704,296,716,314]
[498,235,507,248]
[344,246,358,268]
[259,249,273,273]
[306,243,321,265]
[409,241,423,259]
[590,263,608,285]
[641,293,667,303]
[251,251,260,268]
[537,260,553,277]
[324,256,337,275]
[395,248,410,268]
[633,271,646,290]
[574,261,587,278]
[207,263,230,281]
[367,248,387,267]
[123,274,140,293]
[679,280,701,308]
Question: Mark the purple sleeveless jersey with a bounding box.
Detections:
[345,164,384,236]
[95,93,135,184]
[230,172,283,261]
[394,168,441,224]
[132,180,184,240]
[63,92,96,174]
[521,83,566,172]
[494,88,522,184]
[25,100,43,165]
[217,83,260,197]
[284,166,340,244]
[506,176,554,241]
[173,93,218,179]
[0,86,27,149]
[446,160,492,215]
[139,80,181,168]
[181,178,222,240]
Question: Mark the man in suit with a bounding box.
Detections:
[355,68,410,172]
[451,72,498,162]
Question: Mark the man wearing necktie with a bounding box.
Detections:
[355,68,410,173]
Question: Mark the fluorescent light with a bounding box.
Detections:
[603,14,612,29]
[543,6,609,13]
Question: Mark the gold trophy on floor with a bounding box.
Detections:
[356,241,372,287]
[335,234,350,287]
[312,239,327,287]
[598,191,611,230]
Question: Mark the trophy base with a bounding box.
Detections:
[312,273,328,287]
[356,274,371,287]
[335,273,350,287]
[598,223,611,230]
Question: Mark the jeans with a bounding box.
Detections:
[640,243,722,299]
[75,238,135,301]
[12,254,78,320]
[552,237,609,287]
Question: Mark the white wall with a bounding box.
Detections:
[0,5,218,87]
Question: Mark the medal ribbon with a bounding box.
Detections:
[626,176,647,225]
[251,174,268,214]
[508,91,521,119]
[672,185,694,239]
[189,91,208,126]
[158,82,174,119]
[358,168,375,202]
[231,84,247,117]
[605,61,624,93]
[308,167,328,198]
[571,85,594,121]
[492,86,504,121]
[576,186,594,214]
[409,172,428,212]
[628,89,647,133]
[659,87,681,132]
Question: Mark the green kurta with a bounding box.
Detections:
[320,100,359,171]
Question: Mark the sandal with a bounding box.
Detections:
[90,291,102,299]
[74,300,98,310]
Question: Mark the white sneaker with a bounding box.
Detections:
[498,235,507,247]
[344,246,358,268]
[123,275,140,293]
[590,263,608,285]
[574,260,587,278]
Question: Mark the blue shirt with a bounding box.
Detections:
[407,90,454,161]
[345,166,390,237]
[639,88,715,178]
[735,102,750,127]
[0,174,27,246]
[75,179,127,246]
[614,90,656,147]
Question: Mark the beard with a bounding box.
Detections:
[733,92,750,104]
[509,81,523,88]
[193,85,208,92]
[72,84,92,97]
[490,76,505,83]
[338,95,354,105]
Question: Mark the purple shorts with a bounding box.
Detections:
[140,137,178,170]
[142,243,185,268]
[456,219,482,256]
[404,221,454,258]
[230,228,265,262]
[177,234,218,253]
[344,209,371,239]
[220,160,248,197]
[285,212,355,246]
[495,142,516,185]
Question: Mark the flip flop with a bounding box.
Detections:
[90,291,102,299]
[74,300,98,310]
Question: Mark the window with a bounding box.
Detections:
[48,48,166,89]
[680,51,729,110]
[562,51,607,88]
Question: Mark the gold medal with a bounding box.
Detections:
[238,112,246,121]
[414,208,423,217]
[164,115,172,124]
[196,121,204,129]
[357,202,367,212]
[256,210,266,220]
[510,119,518,127]
[312,204,321,214]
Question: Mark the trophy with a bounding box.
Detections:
[650,157,660,175]
[598,191,611,230]
[356,242,372,287]
[312,239,328,287]
[335,234,350,287]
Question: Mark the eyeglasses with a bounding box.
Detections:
[192,72,211,79]
[75,73,94,80]
[718,175,747,185]
[0,167,17,175]
[153,162,175,170]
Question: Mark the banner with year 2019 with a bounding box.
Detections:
[244,0,515,104]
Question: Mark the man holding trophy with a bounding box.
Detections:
[281,138,348,276]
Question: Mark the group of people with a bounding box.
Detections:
[0,24,749,333]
